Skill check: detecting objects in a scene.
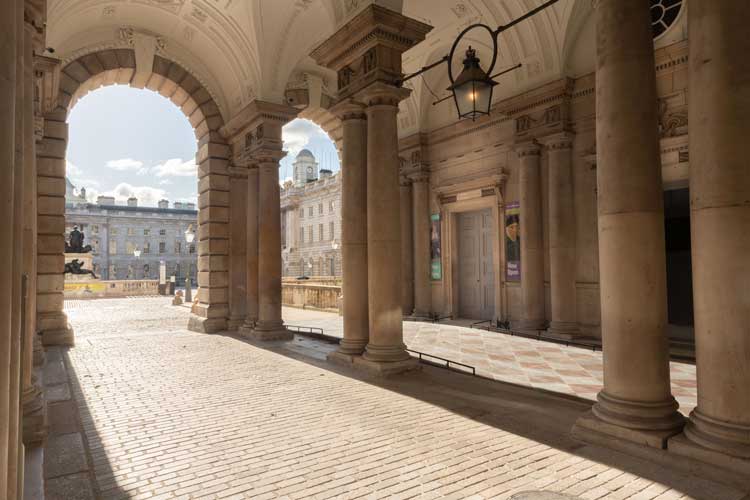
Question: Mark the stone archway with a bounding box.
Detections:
[37,48,231,344]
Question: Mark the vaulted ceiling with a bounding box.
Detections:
[47,0,599,134]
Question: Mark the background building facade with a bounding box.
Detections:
[280,151,341,278]
[65,181,197,283]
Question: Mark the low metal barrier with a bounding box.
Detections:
[406,349,476,376]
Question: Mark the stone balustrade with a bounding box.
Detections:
[281,282,341,313]
[64,279,160,299]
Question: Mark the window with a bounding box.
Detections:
[159,229,166,236]
[300,208,304,219]
[159,242,166,254]
[308,226,313,243]
[111,228,118,235]
[300,227,304,244]
[126,242,135,255]
[143,264,150,277]
[329,222,335,241]
[127,227,134,236]
[189,244,195,254]
[318,203,323,215]
[92,225,99,234]
[109,240,117,254]
[109,264,116,278]
[329,200,334,213]
[143,242,150,254]
[319,224,323,241]
[175,241,182,254]
[308,207,313,217]
[144,228,150,236]
[651,0,683,39]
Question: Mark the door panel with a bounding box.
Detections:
[457,209,495,320]
[458,212,480,318]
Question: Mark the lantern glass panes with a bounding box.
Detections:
[448,47,497,120]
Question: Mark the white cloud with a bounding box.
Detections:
[106,158,144,171]
[282,118,329,157]
[158,179,173,185]
[152,158,197,177]
[66,160,82,177]
[104,183,168,207]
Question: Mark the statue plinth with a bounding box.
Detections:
[64,253,94,276]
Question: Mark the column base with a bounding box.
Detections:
[336,338,368,356]
[363,343,412,363]
[669,432,750,478]
[512,319,545,334]
[238,320,256,338]
[21,380,47,447]
[41,325,74,347]
[545,321,582,340]
[352,355,420,377]
[410,310,432,321]
[680,408,750,459]
[248,321,293,341]
[187,314,227,334]
[226,315,246,331]
[573,391,685,449]
[573,409,684,450]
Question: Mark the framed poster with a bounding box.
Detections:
[430,213,442,280]
[505,202,521,281]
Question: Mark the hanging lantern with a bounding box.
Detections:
[447,46,497,121]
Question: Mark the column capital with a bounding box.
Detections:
[310,4,432,100]
[515,140,542,158]
[540,131,575,151]
[408,171,430,184]
[399,175,412,187]
[330,98,367,121]
[356,81,411,108]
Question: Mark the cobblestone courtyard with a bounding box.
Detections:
[42,297,746,500]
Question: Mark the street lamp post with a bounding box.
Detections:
[133,247,141,279]
[184,225,195,303]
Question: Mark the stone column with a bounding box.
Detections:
[240,165,259,335]
[357,83,417,374]
[37,111,74,346]
[253,154,293,340]
[310,4,431,374]
[7,4,25,493]
[329,103,370,359]
[22,25,45,448]
[227,167,247,330]
[411,171,431,318]
[543,133,580,338]
[400,174,414,315]
[1,2,19,496]
[515,142,545,332]
[573,0,683,449]
[672,1,750,461]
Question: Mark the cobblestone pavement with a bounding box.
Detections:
[281,308,698,415]
[48,297,744,500]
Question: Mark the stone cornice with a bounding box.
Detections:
[515,140,542,157]
[310,5,432,72]
[220,99,298,142]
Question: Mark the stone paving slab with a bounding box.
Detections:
[281,307,698,415]
[53,297,743,500]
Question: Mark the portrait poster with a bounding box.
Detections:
[505,202,521,281]
[430,213,442,280]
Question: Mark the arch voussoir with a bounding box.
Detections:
[37,48,232,341]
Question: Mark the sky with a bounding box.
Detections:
[67,85,340,207]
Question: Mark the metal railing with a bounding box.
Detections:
[406,349,476,375]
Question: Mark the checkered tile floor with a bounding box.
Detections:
[281,307,698,416]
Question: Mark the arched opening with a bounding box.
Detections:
[37,49,231,343]
[279,118,341,284]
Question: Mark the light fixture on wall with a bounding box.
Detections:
[184,225,195,303]
[398,0,560,121]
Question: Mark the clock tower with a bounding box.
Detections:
[292,149,319,187]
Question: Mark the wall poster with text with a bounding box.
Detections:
[430,213,442,280]
[505,202,521,281]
